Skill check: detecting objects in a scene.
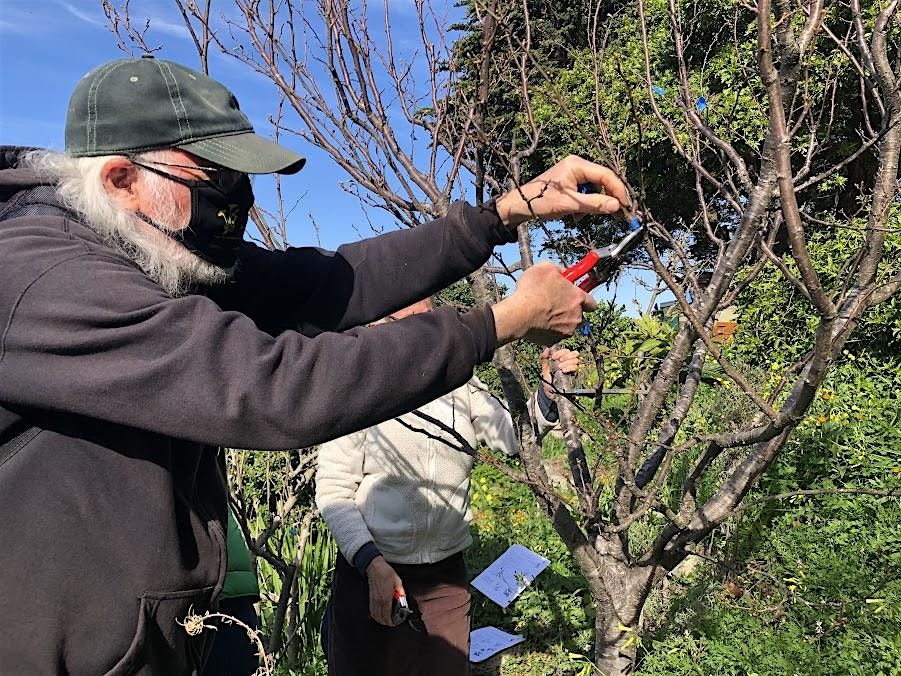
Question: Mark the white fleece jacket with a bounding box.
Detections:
[315,377,554,565]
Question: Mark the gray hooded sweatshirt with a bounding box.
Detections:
[0,146,514,675]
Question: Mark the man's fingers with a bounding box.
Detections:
[370,596,391,625]
[572,160,631,208]
[550,348,581,374]
[571,191,624,215]
[559,357,580,374]
[375,594,389,625]
[581,291,598,312]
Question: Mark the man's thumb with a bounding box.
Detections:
[581,291,598,312]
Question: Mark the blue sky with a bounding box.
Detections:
[0,0,666,314]
[0,0,379,251]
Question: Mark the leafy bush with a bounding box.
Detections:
[466,344,900,676]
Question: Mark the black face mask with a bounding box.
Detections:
[131,159,255,270]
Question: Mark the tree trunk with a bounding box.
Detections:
[588,556,657,676]
[469,266,652,676]
[594,593,641,675]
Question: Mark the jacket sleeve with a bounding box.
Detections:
[0,226,496,451]
[315,430,376,563]
[528,388,559,438]
[468,377,558,456]
[209,201,515,336]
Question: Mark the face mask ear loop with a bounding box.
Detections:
[134,210,185,240]
[130,157,230,197]
[132,165,203,240]
[131,161,230,240]
[130,160,198,239]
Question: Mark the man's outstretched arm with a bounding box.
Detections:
[215,156,630,336]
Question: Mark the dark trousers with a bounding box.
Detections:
[203,596,261,676]
[327,552,471,676]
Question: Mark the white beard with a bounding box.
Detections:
[110,218,229,297]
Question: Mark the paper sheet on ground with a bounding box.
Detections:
[471,543,550,607]
[469,626,525,663]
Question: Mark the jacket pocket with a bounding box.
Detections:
[360,479,415,554]
[104,585,216,676]
[431,476,472,554]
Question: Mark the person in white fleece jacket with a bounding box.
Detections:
[315,298,580,676]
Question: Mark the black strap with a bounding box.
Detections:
[0,425,40,470]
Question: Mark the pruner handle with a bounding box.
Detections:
[563,251,603,292]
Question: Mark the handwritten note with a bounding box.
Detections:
[469,626,524,663]
[471,543,550,608]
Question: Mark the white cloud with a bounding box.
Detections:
[149,16,191,39]
[57,0,106,27]
[0,18,25,35]
[0,6,45,36]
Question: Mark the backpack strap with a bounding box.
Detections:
[0,425,40,470]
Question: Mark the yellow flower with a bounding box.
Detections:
[821,391,832,401]
[817,415,828,424]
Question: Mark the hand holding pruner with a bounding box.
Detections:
[391,590,425,632]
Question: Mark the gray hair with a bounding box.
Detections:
[21,149,227,297]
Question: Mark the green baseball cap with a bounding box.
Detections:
[65,55,305,175]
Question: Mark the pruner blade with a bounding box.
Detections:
[562,216,645,292]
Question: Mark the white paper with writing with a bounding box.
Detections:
[471,543,550,608]
[469,626,525,663]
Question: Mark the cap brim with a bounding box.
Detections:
[177,132,305,175]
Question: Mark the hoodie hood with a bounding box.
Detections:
[0,146,45,200]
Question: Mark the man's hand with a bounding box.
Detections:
[366,556,405,626]
[495,155,631,228]
[540,348,581,397]
[492,261,598,346]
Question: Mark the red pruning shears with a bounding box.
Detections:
[562,184,645,292]
[391,590,424,631]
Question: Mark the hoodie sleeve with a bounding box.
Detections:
[0,217,497,451]
[210,200,515,336]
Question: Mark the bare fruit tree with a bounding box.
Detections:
[102,0,900,673]
[482,1,901,672]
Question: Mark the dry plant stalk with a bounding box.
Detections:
[179,608,273,676]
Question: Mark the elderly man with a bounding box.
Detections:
[0,56,628,675]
